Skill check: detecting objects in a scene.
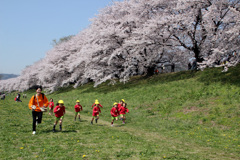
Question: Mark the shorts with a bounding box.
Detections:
[55,116,64,121]
[111,116,118,120]
[75,112,80,116]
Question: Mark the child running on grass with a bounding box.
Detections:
[119,102,129,124]
[91,101,101,125]
[110,102,119,126]
[117,99,125,111]
[91,99,103,108]
[53,100,65,132]
[48,98,54,115]
[117,99,125,119]
[74,100,83,121]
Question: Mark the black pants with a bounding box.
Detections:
[32,111,43,131]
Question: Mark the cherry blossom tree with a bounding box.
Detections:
[0,0,239,92]
[165,0,240,68]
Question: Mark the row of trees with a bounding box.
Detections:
[0,0,239,92]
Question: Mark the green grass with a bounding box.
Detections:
[1,64,240,159]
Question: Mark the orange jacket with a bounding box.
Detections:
[28,94,49,112]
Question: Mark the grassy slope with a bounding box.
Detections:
[0,64,240,160]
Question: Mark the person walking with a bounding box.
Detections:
[28,85,49,135]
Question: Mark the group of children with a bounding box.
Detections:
[29,86,129,135]
[47,98,129,132]
[89,99,129,126]
[110,99,129,126]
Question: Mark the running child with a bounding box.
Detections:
[48,98,54,115]
[117,99,125,111]
[91,101,101,125]
[74,100,83,121]
[110,102,119,126]
[93,100,103,120]
[91,99,103,108]
[116,99,125,119]
[119,102,129,124]
[53,100,65,132]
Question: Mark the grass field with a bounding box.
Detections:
[0,65,240,160]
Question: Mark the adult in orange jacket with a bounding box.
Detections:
[28,85,49,135]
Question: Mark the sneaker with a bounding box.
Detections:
[111,124,113,127]
[32,131,36,135]
[123,122,125,124]
[91,121,93,125]
[53,129,56,132]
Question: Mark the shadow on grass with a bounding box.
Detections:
[53,86,75,94]
[88,123,108,127]
[50,63,240,95]
[62,130,77,133]
[79,120,88,122]
[41,130,77,133]
[80,71,198,94]
[73,119,88,123]
[197,63,240,87]
[114,124,125,127]
[86,63,240,94]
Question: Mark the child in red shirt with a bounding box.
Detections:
[117,99,125,111]
[53,100,65,132]
[91,99,103,108]
[91,100,103,119]
[110,102,119,126]
[74,100,83,121]
[48,98,54,115]
[91,101,101,125]
[119,102,129,124]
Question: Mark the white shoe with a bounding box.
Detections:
[32,131,36,135]
[111,124,113,127]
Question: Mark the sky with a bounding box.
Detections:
[0,0,121,75]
